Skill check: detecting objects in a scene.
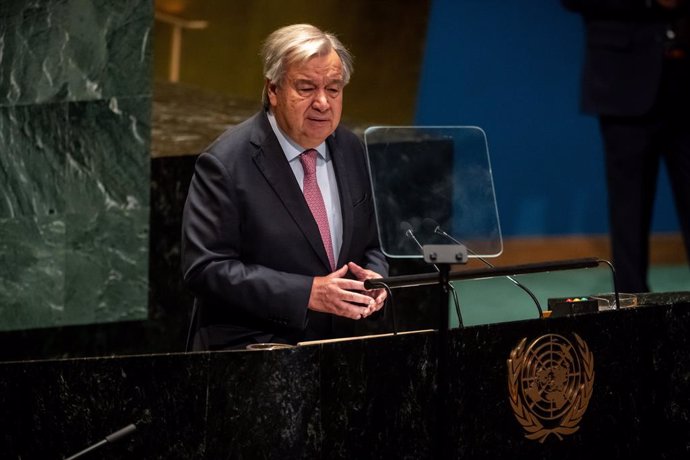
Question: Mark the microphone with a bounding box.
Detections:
[423,218,482,257]
[400,221,425,253]
[64,423,137,460]
[400,221,435,269]
[422,218,543,317]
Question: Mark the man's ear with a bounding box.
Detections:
[266,79,278,106]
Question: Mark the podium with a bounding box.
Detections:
[1,293,689,459]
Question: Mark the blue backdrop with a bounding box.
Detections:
[415,0,680,238]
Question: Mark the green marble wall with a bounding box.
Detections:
[0,0,152,331]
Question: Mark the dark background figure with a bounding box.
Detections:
[562,0,690,292]
[181,24,388,351]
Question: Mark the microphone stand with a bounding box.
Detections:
[399,222,470,458]
[423,243,468,460]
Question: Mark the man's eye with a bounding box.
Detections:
[327,87,341,96]
[298,87,315,93]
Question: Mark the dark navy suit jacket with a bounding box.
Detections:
[563,0,688,116]
[181,111,388,350]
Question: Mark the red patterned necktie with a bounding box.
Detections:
[299,149,336,271]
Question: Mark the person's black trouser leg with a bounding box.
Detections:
[599,115,660,293]
[660,59,690,275]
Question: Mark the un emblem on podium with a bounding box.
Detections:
[507,333,595,442]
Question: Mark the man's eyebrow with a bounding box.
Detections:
[292,78,344,86]
[293,79,316,86]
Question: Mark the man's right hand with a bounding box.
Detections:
[307,265,376,319]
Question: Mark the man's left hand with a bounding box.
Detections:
[347,262,388,317]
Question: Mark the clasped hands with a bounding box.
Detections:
[307,262,388,320]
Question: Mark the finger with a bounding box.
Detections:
[363,300,382,316]
[320,282,373,311]
[359,304,375,318]
[348,262,381,281]
[343,290,376,306]
[349,262,383,279]
[365,300,382,315]
[330,278,366,292]
[347,261,363,272]
[346,261,371,280]
[334,300,369,319]
[373,289,387,305]
[360,288,385,301]
[328,264,349,278]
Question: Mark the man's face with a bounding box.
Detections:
[268,49,344,149]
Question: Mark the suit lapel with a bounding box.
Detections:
[328,131,353,269]
[249,112,332,272]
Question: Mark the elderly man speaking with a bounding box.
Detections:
[182,24,388,350]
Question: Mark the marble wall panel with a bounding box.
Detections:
[62,97,150,324]
[0,103,69,325]
[64,97,150,213]
[0,104,67,218]
[0,215,66,328]
[0,0,152,106]
[0,0,152,331]
[0,99,150,330]
[64,207,149,324]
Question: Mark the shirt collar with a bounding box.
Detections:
[267,110,328,162]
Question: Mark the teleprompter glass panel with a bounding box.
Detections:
[364,126,502,259]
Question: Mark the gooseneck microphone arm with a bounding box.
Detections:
[430,222,543,317]
[401,222,438,273]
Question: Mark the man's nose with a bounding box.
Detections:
[312,89,329,111]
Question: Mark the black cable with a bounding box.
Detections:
[381,284,397,335]
[184,301,198,352]
[449,283,463,326]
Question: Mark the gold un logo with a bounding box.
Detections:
[507,333,594,443]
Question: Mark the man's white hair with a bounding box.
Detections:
[260,24,353,109]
